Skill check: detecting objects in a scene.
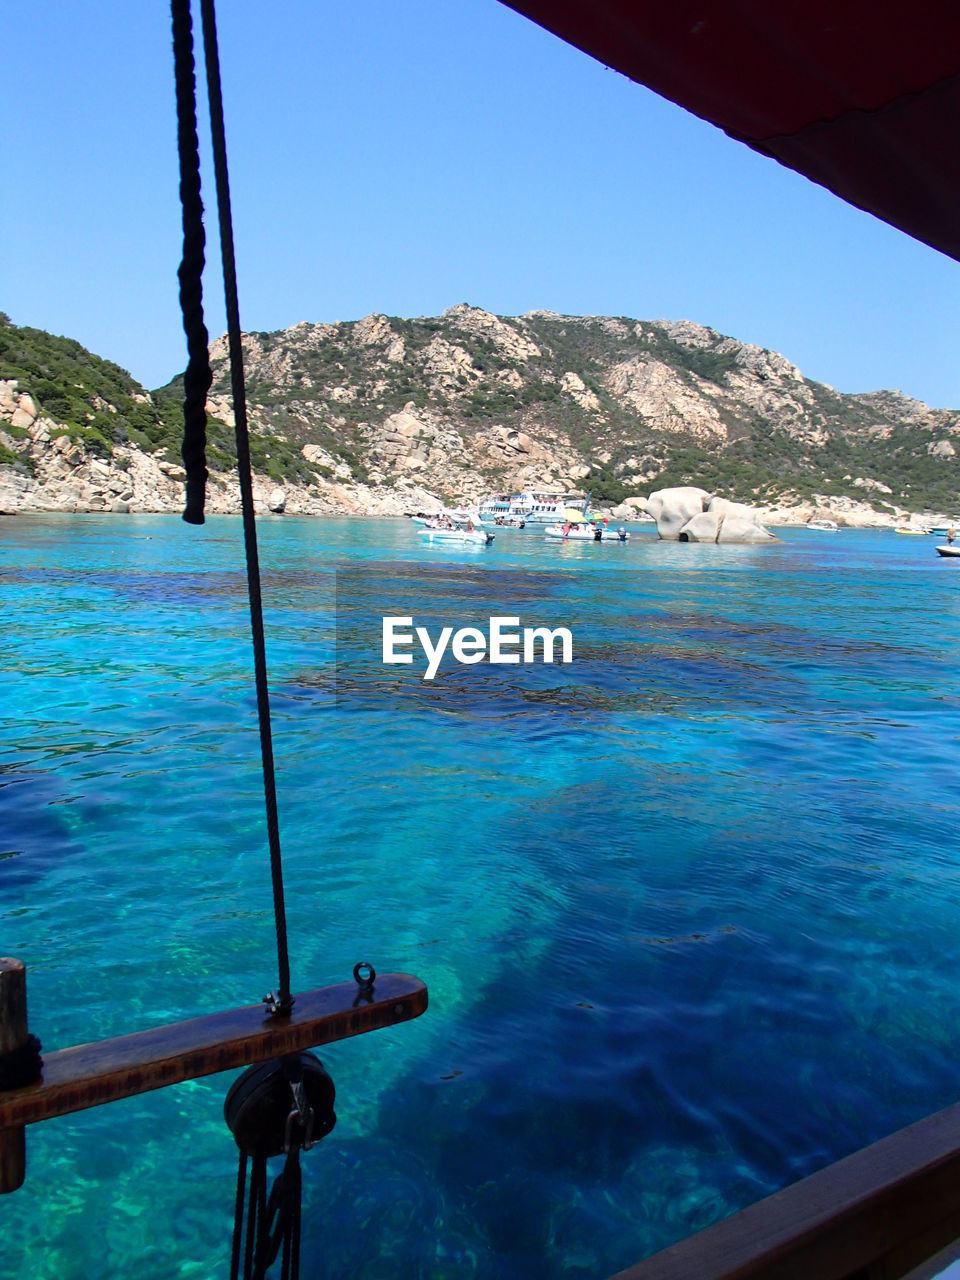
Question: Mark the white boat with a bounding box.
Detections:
[544,522,629,542]
[935,544,960,558]
[418,512,494,546]
[808,518,841,532]
[479,489,590,525]
[477,494,513,521]
[420,527,493,546]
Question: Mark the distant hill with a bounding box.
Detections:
[2,307,958,517]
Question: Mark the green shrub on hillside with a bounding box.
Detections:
[585,466,628,504]
[0,314,180,456]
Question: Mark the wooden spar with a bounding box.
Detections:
[0,959,28,1193]
[0,972,426,1134]
[610,1098,960,1280]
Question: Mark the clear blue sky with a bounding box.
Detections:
[6,2,960,406]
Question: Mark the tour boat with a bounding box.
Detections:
[479,489,590,524]
[807,518,841,531]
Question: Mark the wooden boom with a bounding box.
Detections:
[0,973,426,1129]
[611,1098,960,1280]
[0,965,426,1192]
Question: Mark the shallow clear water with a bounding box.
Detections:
[1,514,959,1278]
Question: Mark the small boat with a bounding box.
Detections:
[410,506,473,527]
[935,544,960,558]
[418,513,494,546]
[544,522,629,542]
[807,518,841,532]
[895,526,929,535]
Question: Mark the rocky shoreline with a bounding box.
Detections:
[1,377,953,531]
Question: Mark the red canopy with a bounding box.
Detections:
[499,1,960,262]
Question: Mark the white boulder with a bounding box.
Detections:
[609,502,637,520]
[679,511,776,543]
[268,486,286,513]
[645,486,711,539]
[678,512,722,542]
[643,486,776,542]
[718,516,776,543]
[706,496,760,520]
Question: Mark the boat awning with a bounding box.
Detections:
[498,1,960,263]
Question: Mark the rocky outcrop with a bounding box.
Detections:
[603,360,727,443]
[930,439,956,458]
[10,392,38,428]
[423,337,480,389]
[560,371,601,413]
[353,313,405,363]
[443,304,541,362]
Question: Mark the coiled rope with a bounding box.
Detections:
[0,1035,42,1091]
[170,0,211,526]
[171,0,293,1016]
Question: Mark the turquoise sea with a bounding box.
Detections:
[1,514,959,1278]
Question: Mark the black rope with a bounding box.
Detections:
[0,1035,42,1090]
[230,1148,247,1280]
[171,0,212,525]
[230,1147,302,1280]
[196,0,293,1014]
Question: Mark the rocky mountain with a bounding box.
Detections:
[2,306,958,522]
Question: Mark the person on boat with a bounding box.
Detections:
[563,522,571,537]
[948,524,956,544]
[618,526,627,541]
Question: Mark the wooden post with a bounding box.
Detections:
[0,957,28,1193]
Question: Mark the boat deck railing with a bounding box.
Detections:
[610,1099,960,1280]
